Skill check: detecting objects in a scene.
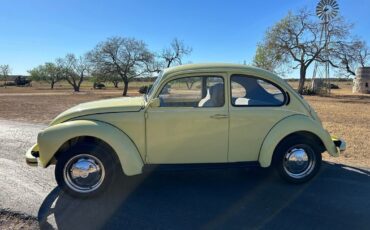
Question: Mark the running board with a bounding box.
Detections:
[143,162,260,172]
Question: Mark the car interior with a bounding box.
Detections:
[158,75,284,108]
[159,76,225,108]
[231,75,284,106]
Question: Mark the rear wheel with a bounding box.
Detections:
[273,136,322,183]
[55,142,119,198]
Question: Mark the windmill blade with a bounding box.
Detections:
[316,0,339,21]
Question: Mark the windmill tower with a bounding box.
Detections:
[312,0,339,94]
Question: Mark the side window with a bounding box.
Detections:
[231,74,285,106]
[159,76,224,107]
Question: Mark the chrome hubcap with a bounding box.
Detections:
[283,145,316,179]
[63,154,105,193]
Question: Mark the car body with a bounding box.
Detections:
[25,63,346,197]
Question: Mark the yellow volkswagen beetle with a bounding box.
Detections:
[25,63,346,197]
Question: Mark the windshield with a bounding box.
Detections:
[146,71,163,100]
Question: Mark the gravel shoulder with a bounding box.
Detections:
[0,120,55,217]
[0,210,39,230]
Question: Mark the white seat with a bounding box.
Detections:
[235,98,250,105]
[199,83,224,107]
[198,89,210,107]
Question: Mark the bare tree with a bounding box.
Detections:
[0,64,11,88]
[328,39,369,76]
[88,37,154,96]
[160,38,192,68]
[358,42,369,67]
[59,54,90,92]
[256,9,350,94]
[108,74,121,88]
[92,70,121,88]
[28,62,64,89]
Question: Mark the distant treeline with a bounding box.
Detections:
[285,78,353,82]
[25,37,192,95]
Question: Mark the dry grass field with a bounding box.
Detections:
[0,80,369,168]
[0,81,146,123]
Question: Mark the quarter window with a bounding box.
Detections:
[158,76,224,107]
[231,75,285,106]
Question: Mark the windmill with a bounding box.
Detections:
[312,0,339,94]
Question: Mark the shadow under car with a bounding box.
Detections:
[38,162,370,230]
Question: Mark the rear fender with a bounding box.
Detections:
[258,114,338,167]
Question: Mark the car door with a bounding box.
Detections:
[146,74,229,164]
[228,74,293,162]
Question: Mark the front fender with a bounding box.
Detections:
[37,120,144,176]
[258,114,338,167]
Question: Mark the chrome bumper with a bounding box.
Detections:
[25,144,39,167]
[333,138,346,152]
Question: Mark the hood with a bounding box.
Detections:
[50,96,145,126]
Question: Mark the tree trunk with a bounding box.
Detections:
[122,80,128,96]
[73,84,80,92]
[298,65,306,94]
[113,81,119,88]
[77,74,84,91]
[51,81,55,89]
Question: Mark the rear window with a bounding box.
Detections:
[231,74,286,106]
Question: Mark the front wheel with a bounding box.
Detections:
[55,143,119,198]
[273,136,322,183]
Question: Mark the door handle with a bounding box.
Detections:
[210,114,229,119]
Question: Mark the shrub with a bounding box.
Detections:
[93,82,106,89]
[138,84,153,94]
[329,83,339,89]
[301,86,316,95]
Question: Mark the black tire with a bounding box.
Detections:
[273,135,322,184]
[55,142,119,198]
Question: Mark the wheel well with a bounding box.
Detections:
[277,131,326,154]
[53,136,122,171]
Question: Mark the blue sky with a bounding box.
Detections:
[1,0,369,75]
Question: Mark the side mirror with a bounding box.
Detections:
[148,98,160,108]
